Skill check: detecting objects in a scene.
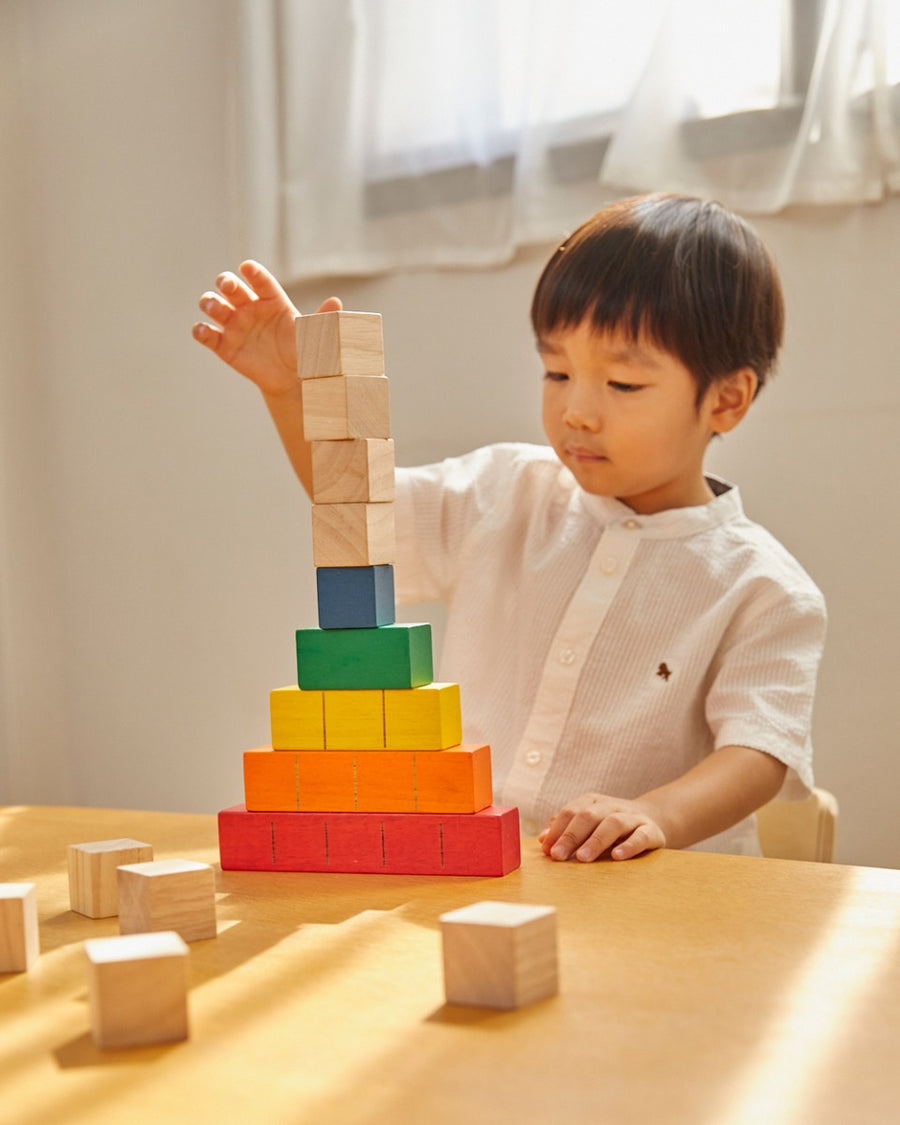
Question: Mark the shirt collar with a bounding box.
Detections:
[572,472,744,539]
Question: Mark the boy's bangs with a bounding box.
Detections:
[530,225,677,355]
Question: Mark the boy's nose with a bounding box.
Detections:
[563,397,602,431]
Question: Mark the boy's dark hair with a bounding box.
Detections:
[530,193,784,401]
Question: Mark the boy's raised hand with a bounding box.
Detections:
[539,792,667,863]
[192,260,342,396]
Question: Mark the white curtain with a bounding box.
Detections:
[234,0,900,282]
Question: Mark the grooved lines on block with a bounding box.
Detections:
[243,744,492,814]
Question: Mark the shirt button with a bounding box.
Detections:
[559,647,577,665]
[525,750,542,766]
[624,519,641,531]
[600,556,618,574]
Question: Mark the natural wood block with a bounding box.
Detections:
[84,931,189,1048]
[316,564,396,629]
[311,438,395,504]
[68,838,154,918]
[270,686,325,750]
[440,901,558,1010]
[296,622,433,690]
[302,375,391,441]
[243,744,492,814]
[218,805,522,876]
[295,310,384,379]
[312,501,395,567]
[0,883,39,973]
[117,859,217,943]
[323,689,385,749]
[383,683,462,749]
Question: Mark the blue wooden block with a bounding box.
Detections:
[296,623,433,690]
[316,565,395,629]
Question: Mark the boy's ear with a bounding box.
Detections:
[707,367,758,434]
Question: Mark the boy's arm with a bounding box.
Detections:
[540,745,787,862]
[192,259,342,498]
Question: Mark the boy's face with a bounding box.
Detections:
[539,320,731,514]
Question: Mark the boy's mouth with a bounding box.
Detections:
[567,444,608,463]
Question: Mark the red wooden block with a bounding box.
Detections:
[217,805,521,876]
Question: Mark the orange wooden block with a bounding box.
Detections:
[243,747,355,813]
[415,744,493,813]
[243,745,493,814]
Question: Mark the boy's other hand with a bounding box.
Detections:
[539,792,667,862]
[192,260,342,397]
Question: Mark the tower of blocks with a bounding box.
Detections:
[218,310,521,876]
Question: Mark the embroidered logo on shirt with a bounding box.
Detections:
[657,662,672,682]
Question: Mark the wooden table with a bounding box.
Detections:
[2,805,899,1124]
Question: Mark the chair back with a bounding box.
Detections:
[756,787,838,862]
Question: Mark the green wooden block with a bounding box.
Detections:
[296,623,433,690]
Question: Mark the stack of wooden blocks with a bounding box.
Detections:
[218,310,520,876]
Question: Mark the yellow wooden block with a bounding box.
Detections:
[323,690,385,749]
[301,375,391,441]
[311,438,395,504]
[383,683,462,750]
[295,310,384,379]
[270,686,325,750]
[312,502,395,567]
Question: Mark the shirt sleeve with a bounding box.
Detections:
[705,576,827,793]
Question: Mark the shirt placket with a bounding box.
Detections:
[501,520,643,833]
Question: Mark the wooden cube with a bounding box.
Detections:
[311,438,395,504]
[383,683,462,749]
[68,838,154,918]
[296,622,433,690]
[85,931,189,1048]
[312,501,395,567]
[440,901,558,1010]
[0,883,39,973]
[295,310,384,379]
[302,375,391,441]
[117,859,216,943]
[270,685,325,750]
[316,565,396,629]
[218,805,522,876]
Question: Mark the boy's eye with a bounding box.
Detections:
[609,381,645,393]
[543,370,569,383]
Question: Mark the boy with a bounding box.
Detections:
[193,193,826,862]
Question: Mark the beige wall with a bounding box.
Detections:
[2,0,898,867]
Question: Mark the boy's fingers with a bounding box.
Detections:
[216,270,254,305]
[315,295,344,313]
[198,292,234,325]
[239,259,291,303]
[192,321,223,351]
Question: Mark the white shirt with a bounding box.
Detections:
[394,443,826,855]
